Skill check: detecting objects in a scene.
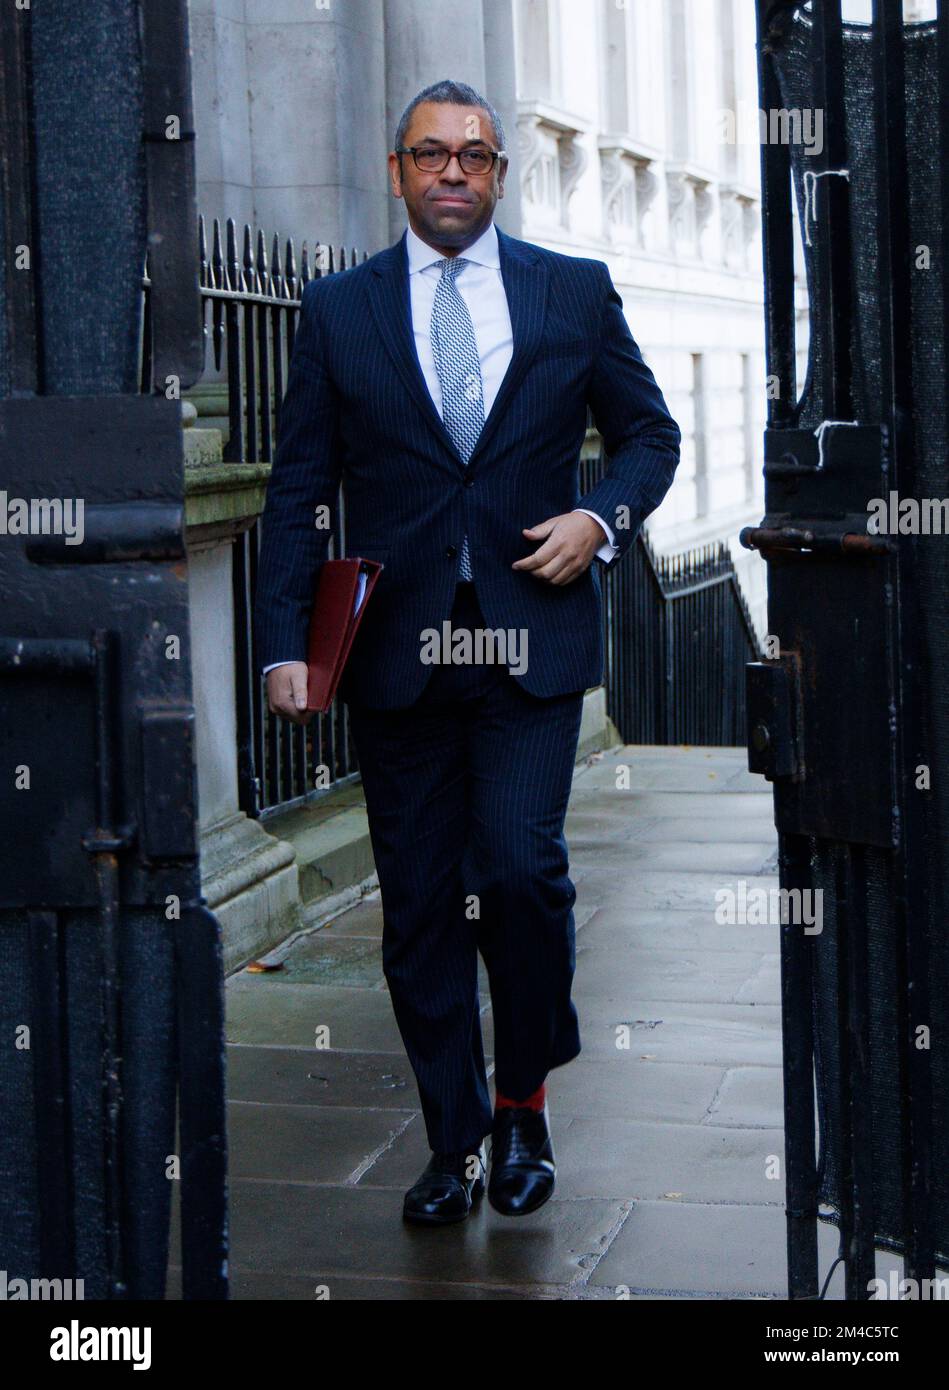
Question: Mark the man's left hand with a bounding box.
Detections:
[512,512,604,585]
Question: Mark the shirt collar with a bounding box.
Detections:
[405,219,499,274]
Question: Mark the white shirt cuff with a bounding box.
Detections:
[573,508,619,562]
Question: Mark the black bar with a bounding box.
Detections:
[140,0,202,392]
[873,0,935,1286]
[0,0,41,395]
[811,0,854,418]
[232,529,260,819]
[25,503,186,564]
[841,843,875,1298]
[175,903,229,1300]
[780,832,820,1298]
[0,636,95,673]
[27,909,75,1280]
[224,220,245,462]
[89,628,128,1298]
[243,228,259,464]
[755,1,799,425]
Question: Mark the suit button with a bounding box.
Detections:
[445,545,457,558]
[463,476,475,487]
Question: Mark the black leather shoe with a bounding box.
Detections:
[488,1104,556,1216]
[402,1144,487,1225]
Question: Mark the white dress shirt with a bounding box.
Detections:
[263,219,617,675]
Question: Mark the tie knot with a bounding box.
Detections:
[438,256,468,282]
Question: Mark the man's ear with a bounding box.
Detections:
[387,152,404,200]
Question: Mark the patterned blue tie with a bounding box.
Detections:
[429,256,484,582]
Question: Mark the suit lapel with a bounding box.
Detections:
[365,225,550,474]
[366,231,464,471]
[469,226,550,467]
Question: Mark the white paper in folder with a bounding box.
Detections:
[353,568,368,616]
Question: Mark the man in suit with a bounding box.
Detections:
[255,79,680,1224]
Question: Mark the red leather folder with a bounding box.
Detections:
[305,557,384,712]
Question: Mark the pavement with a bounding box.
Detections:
[168,743,900,1300]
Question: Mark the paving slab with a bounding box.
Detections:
[577,839,778,874]
[572,944,772,1005]
[226,977,494,1055]
[312,895,384,939]
[706,1066,785,1129]
[568,789,775,819]
[227,1101,415,1183]
[226,1044,419,1110]
[212,1181,628,1291]
[550,1116,786,1203]
[570,867,781,915]
[563,1002,783,1065]
[544,1056,728,1123]
[578,905,780,954]
[588,1202,905,1298]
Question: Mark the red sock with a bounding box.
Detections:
[495,1081,547,1112]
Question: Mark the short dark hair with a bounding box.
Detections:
[394,79,506,154]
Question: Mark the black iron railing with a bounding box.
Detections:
[580,437,762,747]
[144,217,370,820]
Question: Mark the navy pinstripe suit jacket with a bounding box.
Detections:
[254,225,681,708]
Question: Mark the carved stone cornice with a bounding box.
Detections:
[517,99,589,230]
[598,134,660,247]
[666,161,715,259]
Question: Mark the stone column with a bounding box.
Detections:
[383,0,488,245]
[237,0,387,254]
[189,0,256,231]
[482,0,522,236]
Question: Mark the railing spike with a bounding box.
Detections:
[198,214,208,288]
[242,222,256,292]
[271,233,284,299]
[226,217,239,294]
[285,237,298,299]
[256,226,270,295]
[210,217,223,291]
[300,240,311,285]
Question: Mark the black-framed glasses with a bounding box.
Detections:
[396,145,506,175]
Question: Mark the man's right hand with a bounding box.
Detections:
[265,661,313,724]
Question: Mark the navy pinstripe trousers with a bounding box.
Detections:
[346,580,585,1153]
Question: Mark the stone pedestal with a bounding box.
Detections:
[183,423,303,974]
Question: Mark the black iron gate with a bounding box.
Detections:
[746,0,948,1297]
[0,1,227,1298]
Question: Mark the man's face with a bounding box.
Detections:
[388,101,507,253]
